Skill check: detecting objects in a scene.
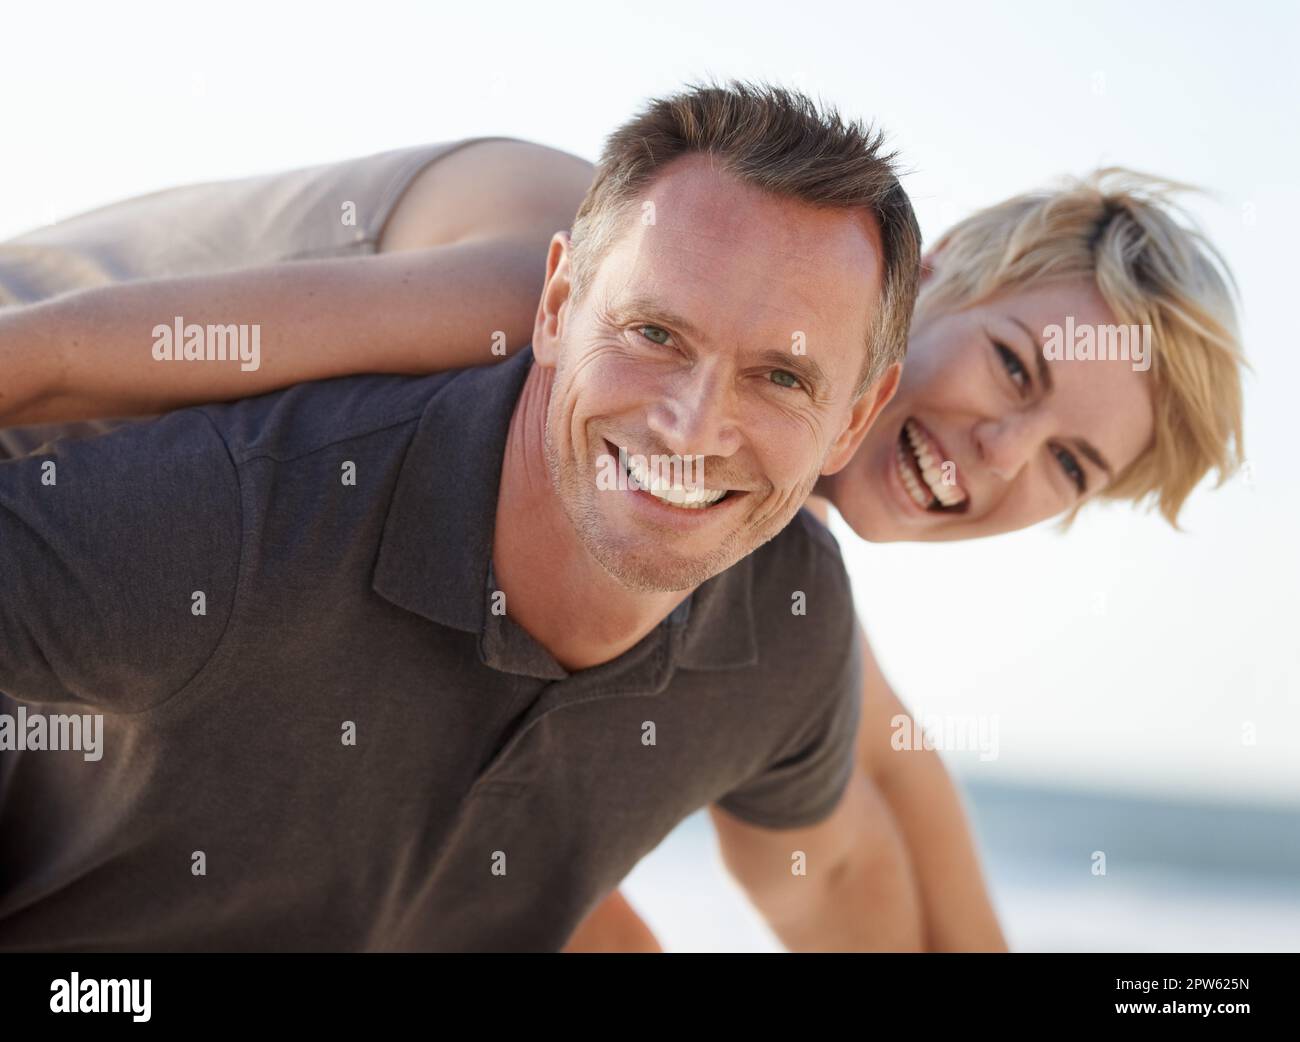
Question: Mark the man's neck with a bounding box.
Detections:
[491,365,690,672]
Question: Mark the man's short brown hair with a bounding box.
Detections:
[568,79,922,397]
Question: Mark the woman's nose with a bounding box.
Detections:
[974,414,1041,482]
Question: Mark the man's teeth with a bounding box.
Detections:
[901,420,968,509]
[626,454,727,509]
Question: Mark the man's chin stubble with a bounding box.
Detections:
[582,526,743,593]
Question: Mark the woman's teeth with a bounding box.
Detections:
[626,454,727,509]
[899,419,968,510]
[895,439,933,509]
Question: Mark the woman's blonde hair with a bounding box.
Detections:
[916,168,1247,528]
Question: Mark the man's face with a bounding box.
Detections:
[532,154,893,592]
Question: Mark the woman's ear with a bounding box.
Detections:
[919,248,941,287]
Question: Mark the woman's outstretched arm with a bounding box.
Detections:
[1,137,597,427]
[0,235,549,426]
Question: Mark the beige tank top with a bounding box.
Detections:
[0,137,519,457]
[0,137,525,304]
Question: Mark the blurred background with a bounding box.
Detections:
[6,0,1296,950]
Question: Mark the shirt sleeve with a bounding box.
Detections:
[715,561,864,830]
[0,410,241,711]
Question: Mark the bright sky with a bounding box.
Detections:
[6,0,1297,804]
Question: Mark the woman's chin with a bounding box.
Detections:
[844,511,905,543]
[821,451,924,543]
[824,489,898,542]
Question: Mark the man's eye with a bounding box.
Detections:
[995,342,1030,391]
[1052,444,1087,493]
[637,325,673,346]
[769,370,802,390]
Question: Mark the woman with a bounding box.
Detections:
[0,137,1246,951]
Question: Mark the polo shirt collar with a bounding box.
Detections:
[372,346,758,675]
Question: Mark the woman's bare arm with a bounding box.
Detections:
[561,890,662,953]
[854,622,1009,950]
[1,239,549,425]
[1,138,596,426]
[804,494,1007,949]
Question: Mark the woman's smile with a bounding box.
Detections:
[893,417,970,512]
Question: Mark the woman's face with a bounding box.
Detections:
[823,275,1156,542]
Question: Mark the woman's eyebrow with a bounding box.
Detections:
[1009,317,1054,393]
[1004,316,1115,479]
[1071,437,1114,480]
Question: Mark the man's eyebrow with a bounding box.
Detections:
[1009,317,1054,394]
[1071,438,1114,481]
[608,295,707,341]
[611,294,830,391]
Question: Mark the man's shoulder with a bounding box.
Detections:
[739,505,856,657]
[784,504,847,559]
[750,506,852,597]
[197,371,461,466]
[0,409,245,711]
[706,506,863,831]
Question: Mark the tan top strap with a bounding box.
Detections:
[0,137,520,306]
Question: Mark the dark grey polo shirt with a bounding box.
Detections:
[0,347,862,952]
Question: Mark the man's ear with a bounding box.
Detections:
[532,231,574,368]
[821,362,901,475]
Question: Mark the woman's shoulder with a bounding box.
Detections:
[379,137,596,251]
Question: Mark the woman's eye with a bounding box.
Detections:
[769,370,802,390]
[995,342,1030,391]
[1052,444,1087,493]
[637,324,672,346]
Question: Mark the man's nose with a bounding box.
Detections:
[645,365,742,461]
[973,412,1048,482]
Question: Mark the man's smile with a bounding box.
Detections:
[602,438,749,520]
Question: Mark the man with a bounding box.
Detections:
[0,81,920,950]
